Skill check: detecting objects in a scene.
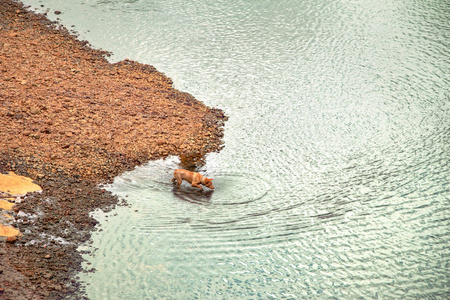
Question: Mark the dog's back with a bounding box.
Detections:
[173,169,197,184]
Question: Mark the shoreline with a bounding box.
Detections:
[0,1,226,298]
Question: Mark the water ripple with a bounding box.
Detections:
[44,0,450,298]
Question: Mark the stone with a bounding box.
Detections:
[0,200,14,210]
[0,224,20,239]
[30,107,40,114]
[6,235,17,243]
[0,172,42,196]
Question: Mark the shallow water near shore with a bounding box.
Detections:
[24,0,449,298]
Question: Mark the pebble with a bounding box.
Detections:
[6,236,17,243]
[30,107,40,115]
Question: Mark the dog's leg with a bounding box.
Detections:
[175,174,183,187]
[191,181,203,190]
[172,172,183,187]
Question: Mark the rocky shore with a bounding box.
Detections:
[0,1,226,298]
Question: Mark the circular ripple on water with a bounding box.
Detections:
[172,172,271,206]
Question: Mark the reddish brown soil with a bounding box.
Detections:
[0,1,226,299]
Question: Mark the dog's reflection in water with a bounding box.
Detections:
[171,186,214,205]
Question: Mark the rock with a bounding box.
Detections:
[30,107,40,115]
[44,254,51,259]
[40,127,51,134]
[0,172,42,195]
[6,235,17,243]
[54,10,61,15]
[0,200,14,210]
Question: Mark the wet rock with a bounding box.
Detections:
[6,235,17,243]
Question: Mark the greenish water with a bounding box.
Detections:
[24,0,449,298]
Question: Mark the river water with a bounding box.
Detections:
[24,0,449,298]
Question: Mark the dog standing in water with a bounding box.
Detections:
[171,169,214,191]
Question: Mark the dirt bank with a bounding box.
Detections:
[0,0,226,298]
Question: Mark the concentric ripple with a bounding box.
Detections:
[174,172,271,206]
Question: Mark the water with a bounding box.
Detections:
[24,0,450,298]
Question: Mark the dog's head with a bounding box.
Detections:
[203,177,214,189]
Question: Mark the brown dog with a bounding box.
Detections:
[171,169,214,191]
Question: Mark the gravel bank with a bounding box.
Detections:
[0,1,226,298]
